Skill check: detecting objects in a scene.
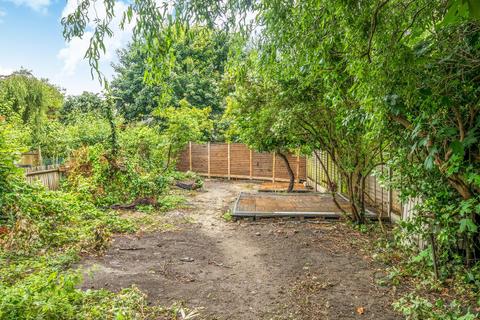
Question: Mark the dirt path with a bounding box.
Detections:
[81,180,402,319]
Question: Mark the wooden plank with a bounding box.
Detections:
[25,168,59,176]
[230,144,250,176]
[272,152,276,183]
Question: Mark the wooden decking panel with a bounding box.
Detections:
[233,192,375,219]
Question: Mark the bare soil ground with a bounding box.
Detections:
[80,180,403,320]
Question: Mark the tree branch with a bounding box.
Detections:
[364,0,391,62]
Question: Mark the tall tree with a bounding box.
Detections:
[61,92,105,123]
[0,69,63,147]
[111,27,232,121]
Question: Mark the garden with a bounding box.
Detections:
[0,0,479,319]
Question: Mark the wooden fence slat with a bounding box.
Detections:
[24,165,61,190]
[296,152,300,183]
[272,152,276,183]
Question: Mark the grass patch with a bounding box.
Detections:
[158,194,187,212]
[222,210,233,222]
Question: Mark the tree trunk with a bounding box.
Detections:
[357,173,366,224]
[346,174,360,223]
[278,152,295,193]
[162,144,173,173]
[430,232,440,280]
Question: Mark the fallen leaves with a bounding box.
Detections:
[356,306,365,315]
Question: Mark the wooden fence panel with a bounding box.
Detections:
[252,151,273,179]
[392,189,402,213]
[271,153,307,181]
[191,144,208,173]
[299,157,307,181]
[177,148,190,172]
[230,144,250,177]
[25,165,61,190]
[210,143,228,176]
[177,142,307,182]
[274,154,289,180]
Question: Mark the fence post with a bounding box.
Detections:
[296,150,300,183]
[207,142,211,178]
[189,142,192,171]
[314,151,318,192]
[272,152,276,183]
[249,149,253,180]
[227,142,231,180]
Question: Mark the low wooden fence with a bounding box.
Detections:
[177,142,307,182]
[25,165,62,190]
[306,150,406,220]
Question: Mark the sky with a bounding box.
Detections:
[0,0,134,95]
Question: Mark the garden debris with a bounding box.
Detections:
[110,197,156,210]
[179,257,195,262]
[208,260,232,268]
[175,180,201,190]
[356,306,365,315]
[0,226,9,235]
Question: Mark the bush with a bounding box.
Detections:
[393,293,478,320]
[0,270,151,320]
[63,144,168,207]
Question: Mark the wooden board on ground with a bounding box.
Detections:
[232,192,377,220]
[258,182,311,193]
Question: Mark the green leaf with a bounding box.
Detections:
[424,155,434,170]
[459,218,478,233]
[450,140,464,156]
[467,0,480,19]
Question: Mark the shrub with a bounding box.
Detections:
[63,144,168,207]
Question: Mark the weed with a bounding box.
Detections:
[222,210,233,222]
